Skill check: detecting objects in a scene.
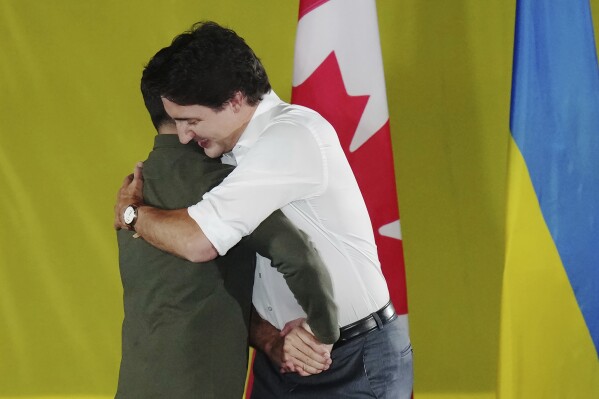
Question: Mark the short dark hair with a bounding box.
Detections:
[142,21,271,110]
[140,89,173,131]
[141,46,176,130]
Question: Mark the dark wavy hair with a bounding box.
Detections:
[141,21,271,110]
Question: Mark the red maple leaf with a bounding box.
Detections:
[292,52,408,313]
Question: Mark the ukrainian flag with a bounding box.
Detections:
[499,0,599,397]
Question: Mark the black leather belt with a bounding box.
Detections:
[334,301,397,348]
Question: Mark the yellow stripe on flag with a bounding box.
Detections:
[498,138,599,398]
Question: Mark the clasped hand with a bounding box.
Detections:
[270,318,333,377]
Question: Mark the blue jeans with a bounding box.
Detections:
[251,315,413,399]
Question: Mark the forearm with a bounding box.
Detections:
[244,213,339,344]
[277,257,338,344]
[249,306,282,357]
[135,206,217,262]
[114,163,217,262]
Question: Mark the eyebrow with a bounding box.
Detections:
[173,118,200,122]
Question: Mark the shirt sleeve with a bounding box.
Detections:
[187,122,327,255]
[241,210,339,343]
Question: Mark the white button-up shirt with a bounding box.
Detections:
[188,91,389,329]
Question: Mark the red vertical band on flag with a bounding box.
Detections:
[298,0,330,19]
[292,53,407,313]
[244,349,256,397]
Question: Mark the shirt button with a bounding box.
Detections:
[258,273,262,278]
[268,307,273,311]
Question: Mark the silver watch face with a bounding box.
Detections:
[123,206,136,225]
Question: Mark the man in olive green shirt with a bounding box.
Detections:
[115,92,338,398]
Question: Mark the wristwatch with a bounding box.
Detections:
[123,204,138,231]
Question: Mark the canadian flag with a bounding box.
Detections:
[291,0,408,314]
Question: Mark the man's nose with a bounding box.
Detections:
[176,125,194,144]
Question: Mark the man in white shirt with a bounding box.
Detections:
[114,21,413,398]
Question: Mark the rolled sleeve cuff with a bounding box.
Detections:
[187,202,242,256]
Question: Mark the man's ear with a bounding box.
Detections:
[229,91,244,112]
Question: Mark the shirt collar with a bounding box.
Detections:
[228,90,283,164]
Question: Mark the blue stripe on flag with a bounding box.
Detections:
[510,0,599,355]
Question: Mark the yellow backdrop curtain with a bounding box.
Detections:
[1,1,598,398]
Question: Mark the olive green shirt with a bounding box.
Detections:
[115,134,338,399]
